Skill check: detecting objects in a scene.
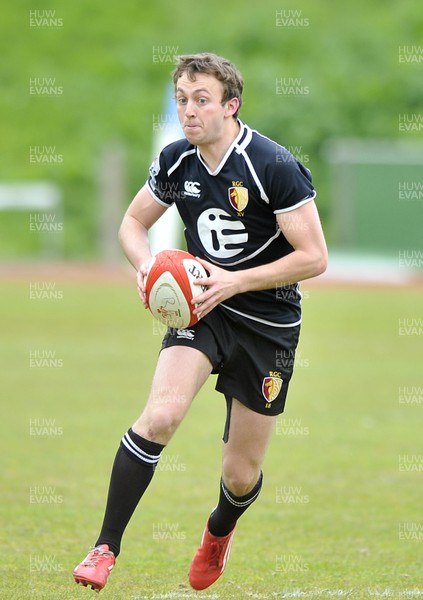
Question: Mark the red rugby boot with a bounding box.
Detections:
[189,520,235,590]
[73,544,116,592]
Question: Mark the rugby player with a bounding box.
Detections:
[73,52,328,592]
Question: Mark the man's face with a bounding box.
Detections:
[175,73,235,146]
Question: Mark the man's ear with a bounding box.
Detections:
[224,97,240,117]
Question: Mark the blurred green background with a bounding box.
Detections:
[1,0,422,259]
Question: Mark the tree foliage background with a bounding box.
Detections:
[1,0,422,257]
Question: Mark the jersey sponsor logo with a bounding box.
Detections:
[228,186,249,212]
[197,208,248,259]
[262,374,283,407]
[184,181,201,197]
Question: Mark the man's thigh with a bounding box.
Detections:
[133,345,213,442]
[149,345,213,405]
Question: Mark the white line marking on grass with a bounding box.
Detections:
[270,591,355,598]
[132,590,423,600]
[132,594,219,599]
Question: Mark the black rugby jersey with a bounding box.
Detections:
[146,120,316,327]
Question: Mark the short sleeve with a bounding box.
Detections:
[266,145,316,214]
[146,153,174,207]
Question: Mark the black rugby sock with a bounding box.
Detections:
[208,471,263,537]
[95,428,165,557]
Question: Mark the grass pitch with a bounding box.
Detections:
[1,271,422,599]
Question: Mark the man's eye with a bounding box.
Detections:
[198,98,208,105]
[177,97,187,105]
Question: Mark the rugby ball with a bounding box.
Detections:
[145,249,208,329]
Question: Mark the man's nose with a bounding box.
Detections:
[184,99,196,117]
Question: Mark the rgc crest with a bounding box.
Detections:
[262,375,283,409]
[228,187,249,212]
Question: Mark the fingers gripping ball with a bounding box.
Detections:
[145,250,208,329]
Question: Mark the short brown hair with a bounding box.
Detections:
[172,52,243,119]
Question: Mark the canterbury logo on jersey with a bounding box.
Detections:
[176,329,195,340]
[184,181,201,197]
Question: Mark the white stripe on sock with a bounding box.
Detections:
[220,480,261,508]
[121,433,161,465]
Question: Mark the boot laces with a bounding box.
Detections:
[82,546,114,567]
[207,540,224,567]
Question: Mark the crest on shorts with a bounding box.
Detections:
[228,187,249,212]
[262,376,283,404]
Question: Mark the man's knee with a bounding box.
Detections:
[133,403,186,444]
[132,382,194,443]
[222,460,262,497]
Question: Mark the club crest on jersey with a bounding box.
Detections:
[262,375,283,408]
[228,187,249,212]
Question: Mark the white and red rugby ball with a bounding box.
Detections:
[145,249,208,329]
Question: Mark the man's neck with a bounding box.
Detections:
[198,119,240,172]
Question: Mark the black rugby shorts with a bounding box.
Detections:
[160,305,301,416]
